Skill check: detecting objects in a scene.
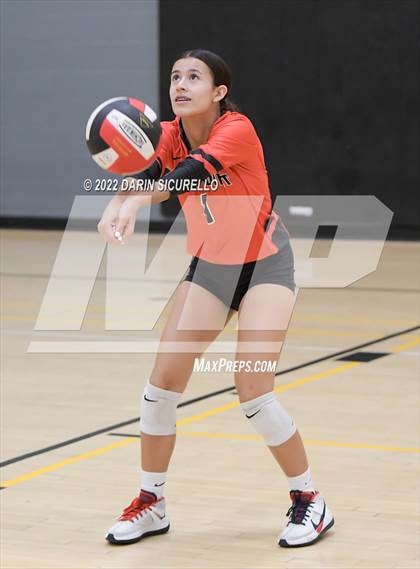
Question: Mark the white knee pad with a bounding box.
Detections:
[240,391,296,446]
[140,383,182,435]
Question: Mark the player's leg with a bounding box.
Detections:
[235,284,307,471]
[106,281,234,545]
[235,283,334,547]
[141,280,234,474]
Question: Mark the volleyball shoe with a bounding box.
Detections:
[106,490,169,545]
[278,490,334,547]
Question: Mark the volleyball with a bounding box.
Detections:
[85,97,161,175]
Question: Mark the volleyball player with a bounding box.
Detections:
[97,49,334,548]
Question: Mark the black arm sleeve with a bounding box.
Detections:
[160,157,212,193]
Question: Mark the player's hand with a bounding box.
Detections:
[97,194,125,245]
[113,195,143,244]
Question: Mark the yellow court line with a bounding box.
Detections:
[0,338,415,488]
[1,363,359,488]
[390,337,420,353]
[274,362,360,393]
[176,362,359,427]
[177,431,420,454]
[1,439,135,488]
[302,438,420,453]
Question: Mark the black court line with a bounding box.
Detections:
[280,324,419,373]
[1,324,418,470]
[0,386,237,468]
[338,351,390,362]
[109,433,140,438]
[109,434,137,438]
[0,417,140,468]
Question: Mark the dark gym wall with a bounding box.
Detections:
[159,0,419,238]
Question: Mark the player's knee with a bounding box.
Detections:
[235,373,273,403]
[140,382,182,435]
[149,368,184,392]
[235,380,266,403]
[240,391,296,446]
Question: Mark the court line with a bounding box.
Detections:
[0,439,136,488]
[1,327,418,470]
[0,385,235,468]
[176,362,360,426]
[174,431,420,454]
[2,333,418,489]
[1,363,360,488]
[390,338,420,353]
[277,327,419,375]
[107,431,420,453]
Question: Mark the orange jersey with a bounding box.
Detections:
[154,111,284,264]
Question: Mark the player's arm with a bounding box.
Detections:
[97,127,172,244]
[98,176,169,244]
[118,158,170,204]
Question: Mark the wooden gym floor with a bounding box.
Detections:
[1,229,419,569]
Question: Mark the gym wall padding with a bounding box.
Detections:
[159,0,419,239]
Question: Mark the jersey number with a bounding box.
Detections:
[200,194,215,224]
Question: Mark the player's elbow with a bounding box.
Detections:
[152,189,170,204]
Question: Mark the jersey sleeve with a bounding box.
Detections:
[188,114,257,176]
[158,115,258,194]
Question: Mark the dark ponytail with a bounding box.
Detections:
[178,48,239,114]
[220,97,240,113]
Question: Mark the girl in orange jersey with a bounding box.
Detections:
[98,49,334,549]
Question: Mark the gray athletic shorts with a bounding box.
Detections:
[184,241,296,311]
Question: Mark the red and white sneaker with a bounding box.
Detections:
[278,490,334,548]
[106,490,170,545]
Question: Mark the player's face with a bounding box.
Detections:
[170,58,224,117]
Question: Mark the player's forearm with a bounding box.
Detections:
[117,179,169,203]
[119,181,170,205]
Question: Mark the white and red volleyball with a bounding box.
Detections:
[85,97,161,175]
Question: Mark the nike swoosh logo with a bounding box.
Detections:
[245,410,261,419]
[144,394,158,402]
[154,482,165,487]
[154,512,166,520]
[311,502,326,533]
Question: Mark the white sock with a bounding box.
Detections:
[287,467,315,492]
[140,470,167,500]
